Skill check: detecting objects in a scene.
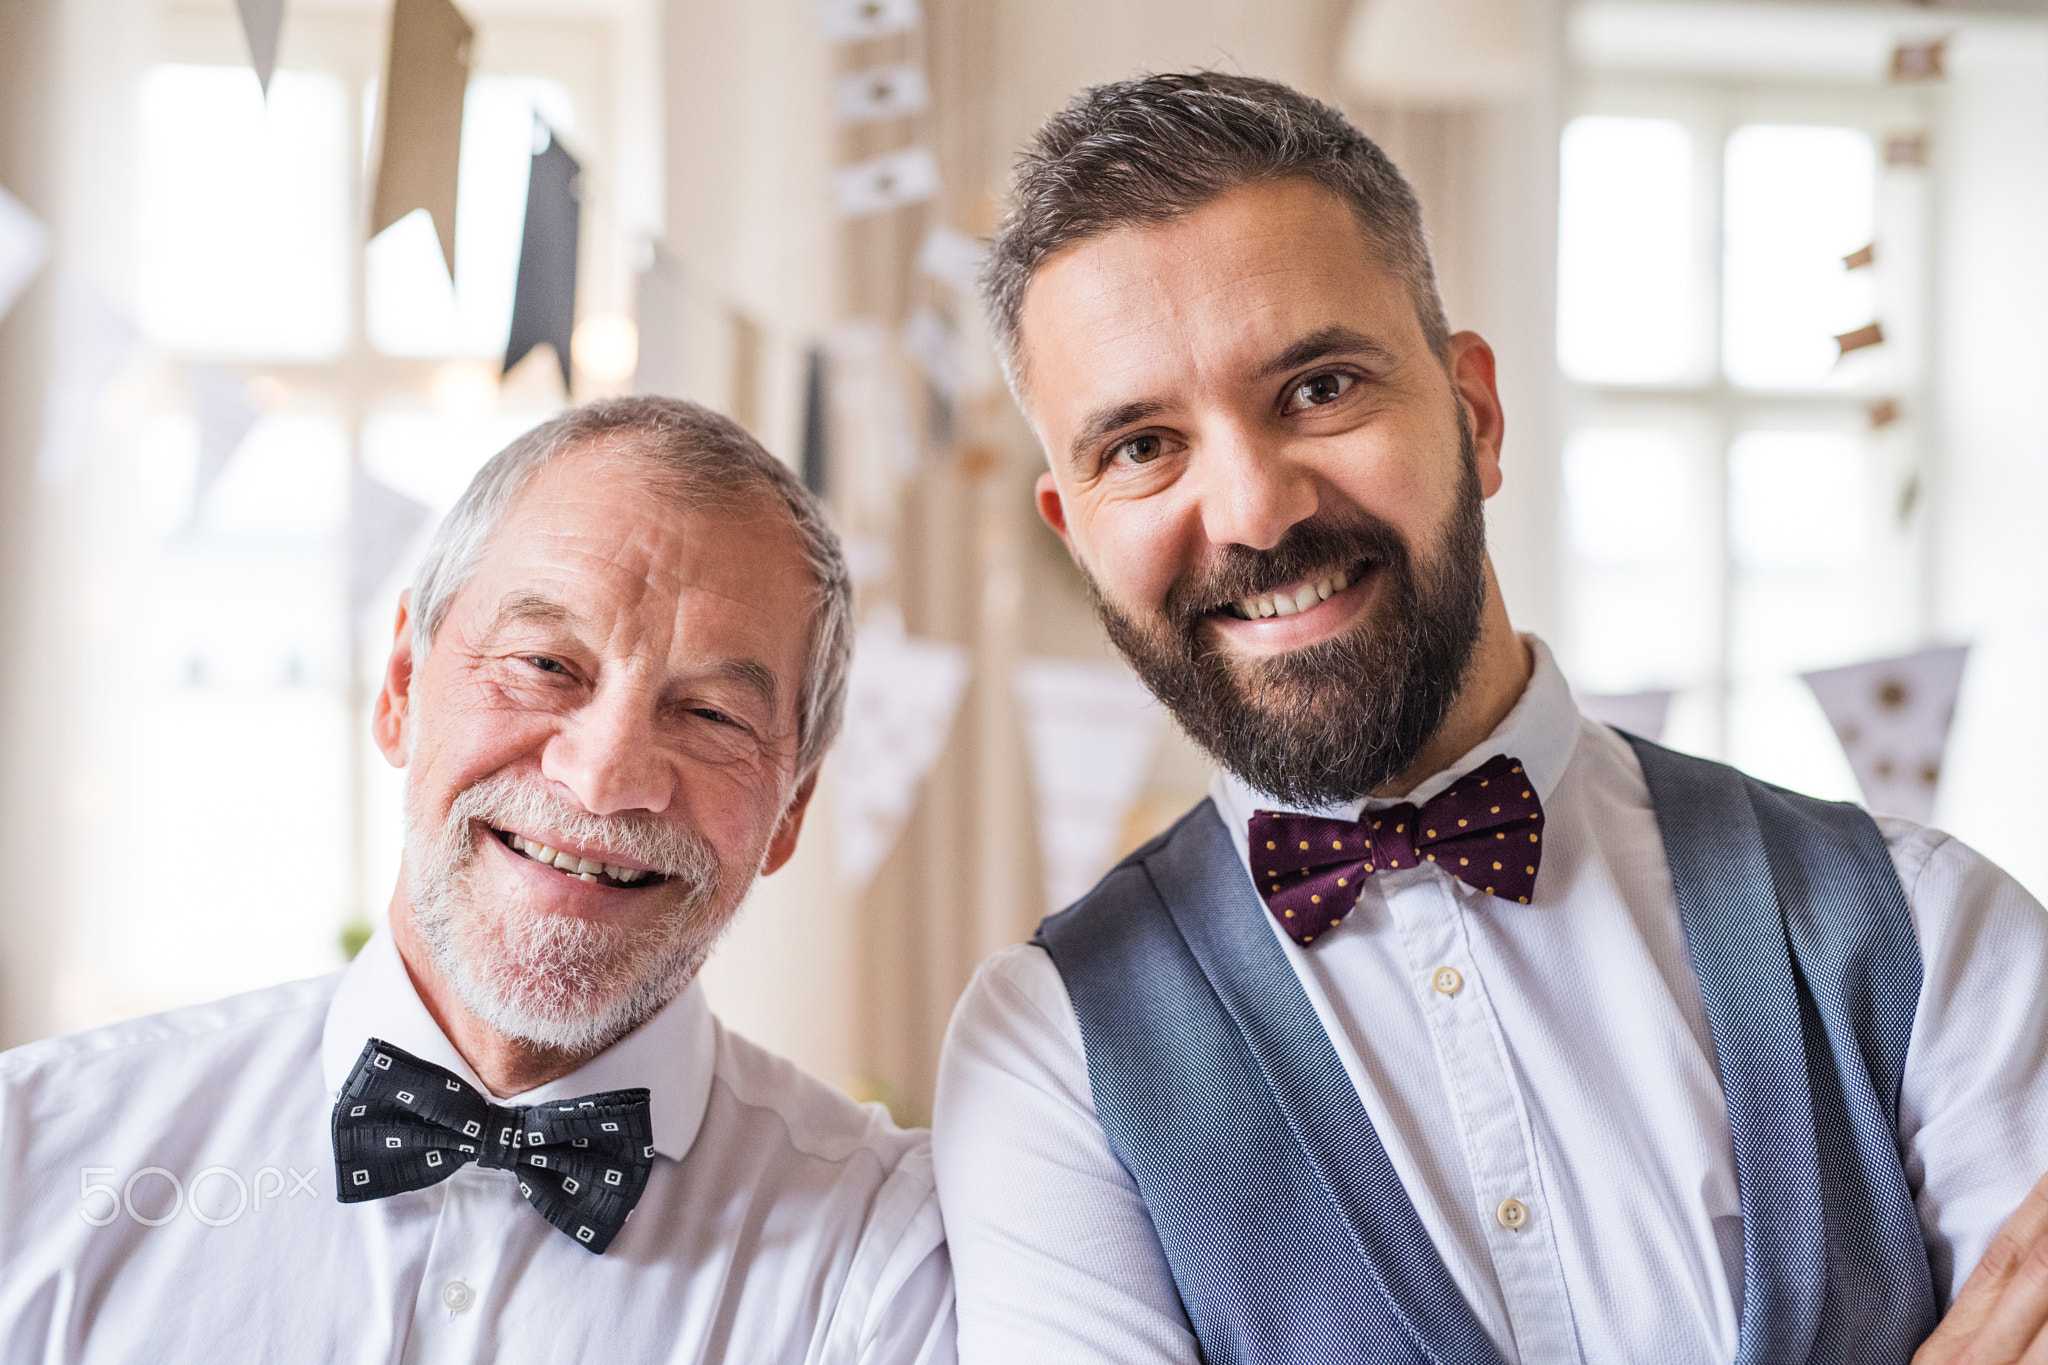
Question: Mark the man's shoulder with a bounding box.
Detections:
[704,1016,930,1176]
[0,972,339,1102]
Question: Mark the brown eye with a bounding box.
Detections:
[1289,372,1354,410]
[1114,435,1164,465]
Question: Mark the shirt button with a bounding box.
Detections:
[441,1280,474,1312]
[1496,1197,1529,1231]
[1431,966,1463,996]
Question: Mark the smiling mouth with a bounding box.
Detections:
[492,828,665,889]
[1219,561,1370,621]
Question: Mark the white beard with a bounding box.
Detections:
[403,770,726,1056]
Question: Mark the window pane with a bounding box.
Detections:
[365,77,578,358]
[1557,117,1700,384]
[137,66,350,359]
[1728,429,1864,571]
[1723,125,1876,389]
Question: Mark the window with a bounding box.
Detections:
[1555,76,1935,801]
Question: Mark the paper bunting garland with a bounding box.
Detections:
[832,612,971,892]
[1835,322,1885,357]
[235,0,285,95]
[351,464,432,625]
[504,127,581,392]
[902,307,963,402]
[1015,658,1166,912]
[832,147,940,220]
[369,0,474,280]
[185,365,260,529]
[815,0,922,42]
[1576,689,1675,743]
[1803,644,1969,824]
[37,269,139,487]
[833,63,930,126]
[0,182,49,324]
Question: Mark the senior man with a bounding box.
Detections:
[934,73,2048,1364]
[0,397,954,1363]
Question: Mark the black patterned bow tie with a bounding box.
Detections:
[331,1039,654,1254]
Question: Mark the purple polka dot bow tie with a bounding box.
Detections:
[1249,754,1546,946]
[331,1039,653,1254]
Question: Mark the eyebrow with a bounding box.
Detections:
[491,590,781,712]
[1063,325,1397,470]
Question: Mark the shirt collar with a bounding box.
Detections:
[1211,634,1582,847]
[320,925,714,1161]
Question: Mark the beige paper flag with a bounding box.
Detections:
[1803,645,1969,824]
[1835,322,1885,357]
[1015,658,1166,912]
[370,0,474,280]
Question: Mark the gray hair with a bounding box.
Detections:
[982,71,1449,393]
[409,395,853,777]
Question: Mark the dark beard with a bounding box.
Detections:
[1090,418,1489,807]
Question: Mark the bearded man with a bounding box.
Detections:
[0,398,954,1363]
[933,74,2048,1365]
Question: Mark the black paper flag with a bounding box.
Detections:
[504,126,581,392]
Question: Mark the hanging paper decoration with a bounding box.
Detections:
[832,610,971,892]
[36,269,139,487]
[830,320,918,521]
[1575,689,1674,743]
[632,240,686,396]
[1803,644,1969,824]
[1835,322,1884,357]
[504,126,581,393]
[815,0,922,42]
[0,182,49,324]
[235,0,285,95]
[916,223,983,296]
[1885,134,1930,168]
[801,346,829,497]
[832,147,940,220]
[1843,243,1875,271]
[902,307,964,402]
[1890,37,1948,83]
[185,364,260,529]
[833,63,931,126]
[369,0,474,280]
[351,464,432,625]
[1015,658,1166,911]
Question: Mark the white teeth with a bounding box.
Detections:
[1239,597,1260,619]
[503,829,655,885]
[1314,577,1333,601]
[535,844,558,864]
[1332,569,1350,591]
[1271,593,1298,617]
[614,867,648,883]
[577,872,598,884]
[1294,583,1321,611]
[575,856,602,876]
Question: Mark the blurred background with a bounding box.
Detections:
[0,0,2042,1123]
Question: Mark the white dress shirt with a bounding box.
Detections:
[0,927,955,1364]
[934,637,2048,1364]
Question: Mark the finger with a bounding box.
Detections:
[1945,1233,2048,1365]
[1942,1172,2048,1341]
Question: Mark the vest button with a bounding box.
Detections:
[1496,1197,1529,1231]
[1431,966,1463,996]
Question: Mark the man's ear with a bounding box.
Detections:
[1447,330,1507,500]
[371,591,417,769]
[760,770,819,877]
[1035,469,1074,549]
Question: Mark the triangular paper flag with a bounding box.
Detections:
[36,268,139,487]
[370,0,474,280]
[902,307,963,402]
[0,181,50,324]
[632,241,686,396]
[832,147,939,220]
[505,126,580,393]
[832,62,931,126]
[831,612,971,892]
[235,0,285,95]
[1803,644,1969,823]
[801,345,829,497]
[186,364,260,529]
[916,223,982,295]
[351,465,433,624]
[815,0,921,42]
[1575,689,1674,742]
[1015,657,1165,911]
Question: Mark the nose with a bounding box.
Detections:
[1195,422,1318,551]
[539,680,674,817]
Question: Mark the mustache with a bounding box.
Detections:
[445,771,719,884]
[1162,512,1412,628]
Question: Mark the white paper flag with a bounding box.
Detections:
[833,63,930,126]
[186,364,260,527]
[235,0,285,94]
[1575,689,1674,742]
[916,222,983,295]
[351,464,433,624]
[902,307,963,401]
[0,183,49,325]
[832,147,940,220]
[36,268,140,487]
[816,0,921,42]
[832,611,971,892]
[1015,657,1166,911]
[1803,645,1969,823]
